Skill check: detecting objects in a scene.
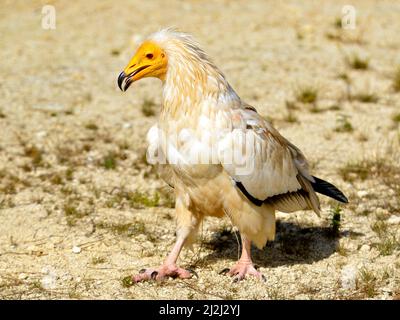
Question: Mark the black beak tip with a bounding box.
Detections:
[118,71,126,92]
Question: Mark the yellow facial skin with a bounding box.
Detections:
[118,41,168,91]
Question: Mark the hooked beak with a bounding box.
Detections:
[117,71,127,91]
[117,65,150,92]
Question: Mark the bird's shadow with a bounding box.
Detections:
[195,220,362,268]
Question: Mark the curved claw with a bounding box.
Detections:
[261,274,267,282]
[150,271,158,280]
[187,268,199,279]
[219,268,230,275]
[132,265,196,283]
[220,263,265,282]
[232,276,240,283]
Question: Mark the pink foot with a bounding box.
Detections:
[132,264,197,282]
[220,262,266,282]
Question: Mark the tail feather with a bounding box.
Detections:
[311,176,348,203]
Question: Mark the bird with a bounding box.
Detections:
[118,28,348,282]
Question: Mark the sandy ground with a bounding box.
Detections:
[0,0,399,299]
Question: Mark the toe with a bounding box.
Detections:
[220,263,266,282]
[232,273,245,283]
[132,268,157,282]
[175,268,192,279]
[131,265,198,282]
[186,268,199,279]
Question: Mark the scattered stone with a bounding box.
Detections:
[341,265,357,290]
[136,234,147,242]
[122,122,132,129]
[375,207,390,218]
[387,216,400,225]
[382,287,392,293]
[41,274,57,289]
[143,241,154,249]
[72,246,81,254]
[36,131,47,138]
[18,273,28,280]
[41,267,58,290]
[357,190,369,198]
[360,244,370,252]
[341,239,357,252]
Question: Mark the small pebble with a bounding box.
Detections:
[72,246,81,254]
[122,123,132,129]
[376,207,389,217]
[18,273,28,280]
[36,131,47,138]
[387,216,400,225]
[357,190,368,198]
[341,265,357,290]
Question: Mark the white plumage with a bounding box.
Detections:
[118,28,348,282]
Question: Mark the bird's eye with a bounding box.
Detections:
[146,53,154,59]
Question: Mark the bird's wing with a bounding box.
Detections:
[217,104,320,215]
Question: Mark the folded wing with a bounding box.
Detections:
[218,104,321,215]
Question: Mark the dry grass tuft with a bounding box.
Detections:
[392,113,400,123]
[105,188,174,209]
[334,115,353,133]
[346,54,369,70]
[392,66,400,92]
[64,202,89,226]
[102,152,118,170]
[295,85,318,104]
[0,170,31,194]
[24,145,45,168]
[353,92,378,103]
[357,268,377,298]
[96,221,146,237]
[85,122,99,130]
[339,157,400,184]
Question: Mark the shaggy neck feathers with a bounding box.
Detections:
[148,29,240,119]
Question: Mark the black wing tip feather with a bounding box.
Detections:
[311,176,349,204]
[235,181,264,206]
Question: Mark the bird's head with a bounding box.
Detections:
[118,28,232,103]
[118,40,168,92]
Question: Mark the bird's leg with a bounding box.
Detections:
[132,195,200,282]
[132,235,195,282]
[221,234,265,282]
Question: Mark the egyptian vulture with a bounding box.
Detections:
[118,28,348,282]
